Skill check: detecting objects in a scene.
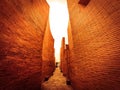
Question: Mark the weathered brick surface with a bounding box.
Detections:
[65,45,71,81]
[0,0,49,90]
[42,20,55,81]
[62,45,68,76]
[61,44,69,77]
[60,39,70,79]
[60,37,65,72]
[67,0,120,90]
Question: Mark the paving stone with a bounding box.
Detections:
[41,67,73,90]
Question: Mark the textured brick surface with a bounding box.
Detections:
[67,0,120,90]
[66,45,71,80]
[0,0,49,90]
[60,37,65,72]
[42,20,55,81]
[60,39,70,79]
[63,45,71,82]
[61,44,69,77]
[62,45,68,76]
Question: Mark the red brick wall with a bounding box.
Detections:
[60,43,71,81]
[42,20,55,81]
[67,0,120,89]
[64,45,70,80]
[0,0,49,90]
[62,45,68,76]
[63,45,68,76]
[60,37,65,72]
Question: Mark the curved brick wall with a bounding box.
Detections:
[67,0,120,90]
[0,0,49,90]
[42,20,55,81]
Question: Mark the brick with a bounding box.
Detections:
[0,0,49,90]
[60,37,65,72]
[67,0,120,89]
[42,20,55,81]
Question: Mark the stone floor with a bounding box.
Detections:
[41,67,73,90]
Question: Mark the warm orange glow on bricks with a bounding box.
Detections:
[0,0,50,89]
[0,0,120,90]
[67,0,120,89]
[42,20,55,81]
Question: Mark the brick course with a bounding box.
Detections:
[42,20,55,81]
[60,37,65,72]
[0,0,49,90]
[67,0,120,89]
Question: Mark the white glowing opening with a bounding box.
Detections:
[46,0,69,62]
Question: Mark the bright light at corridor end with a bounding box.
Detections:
[46,0,69,62]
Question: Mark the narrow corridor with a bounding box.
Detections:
[41,67,73,90]
[0,0,120,90]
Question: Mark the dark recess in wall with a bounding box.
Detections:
[78,0,90,6]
